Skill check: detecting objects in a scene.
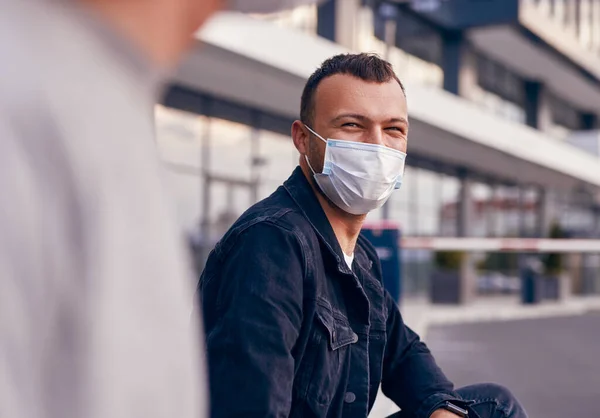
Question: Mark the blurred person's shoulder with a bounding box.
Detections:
[0,0,180,296]
[0,0,159,137]
[0,1,90,253]
[0,0,164,205]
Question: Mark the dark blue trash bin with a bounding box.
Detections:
[361,222,402,303]
[521,258,542,304]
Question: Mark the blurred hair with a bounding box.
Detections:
[300,53,405,125]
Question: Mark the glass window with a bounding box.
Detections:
[155,105,203,168]
[155,106,299,239]
[386,168,459,237]
[208,119,254,180]
[208,181,252,239]
[388,166,411,233]
[548,92,583,130]
[155,106,204,232]
[355,5,443,88]
[476,54,525,106]
[393,9,443,66]
[257,131,299,200]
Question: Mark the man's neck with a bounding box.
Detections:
[301,165,365,256]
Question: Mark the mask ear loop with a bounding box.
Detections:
[304,124,327,144]
[305,154,318,175]
[303,124,327,175]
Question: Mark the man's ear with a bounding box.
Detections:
[291,120,309,155]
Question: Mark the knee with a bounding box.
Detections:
[478,383,514,402]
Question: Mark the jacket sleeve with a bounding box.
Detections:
[200,222,305,418]
[381,291,462,418]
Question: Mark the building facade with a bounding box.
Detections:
[155,0,600,296]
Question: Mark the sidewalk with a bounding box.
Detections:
[369,294,600,418]
[401,294,600,337]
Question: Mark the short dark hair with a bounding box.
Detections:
[300,53,405,125]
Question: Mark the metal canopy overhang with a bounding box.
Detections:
[468,25,600,113]
[385,0,600,113]
[168,12,600,191]
[386,0,519,30]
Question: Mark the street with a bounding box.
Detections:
[426,313,600,418]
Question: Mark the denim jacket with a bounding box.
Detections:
[199,167,462,418]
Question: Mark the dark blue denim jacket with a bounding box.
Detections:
[199,167,462,418]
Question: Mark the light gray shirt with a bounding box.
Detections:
[0,1,205,417]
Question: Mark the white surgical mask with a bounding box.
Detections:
[228,0,326,14]
[304,125,406,215]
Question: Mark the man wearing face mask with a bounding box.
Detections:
[200,54,528,418]
[0,1,323,418]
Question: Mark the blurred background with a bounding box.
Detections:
[157,0,600,300]
[155,1,600,415]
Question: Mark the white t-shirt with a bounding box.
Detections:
[343,252,355,269]
[0,2,205,418]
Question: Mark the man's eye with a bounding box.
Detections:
[342,123,359,128]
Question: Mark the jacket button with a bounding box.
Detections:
[352,333,359,343]
[344,392,356,403]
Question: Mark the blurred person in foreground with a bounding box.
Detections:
[0,0,322,418]
[199,53,528,418]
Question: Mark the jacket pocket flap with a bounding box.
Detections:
[315,305,358,351]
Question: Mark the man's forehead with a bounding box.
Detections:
[313,74,407,118]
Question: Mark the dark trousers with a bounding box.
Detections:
[387,383,528,418]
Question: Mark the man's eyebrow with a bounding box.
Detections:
[331,114,409,127]
[386,117,409,124]
[331,113,370,123]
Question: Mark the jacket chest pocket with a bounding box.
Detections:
[301,302,358,411]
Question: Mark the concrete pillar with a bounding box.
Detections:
[524,81,541,129]
[457,174,473,238]
[565,0,576,28]
[379,2,396,222]
[538,87,554,134]
[249,127,260,205]
[536,188,559,238]
[457,173,476,303]
[536,188,547,237]
[316,0,335,41]
[442,31,478,100]
[410,167,420,234]
[335,0,360,49]
[581,253,600,294]
[485,185,495,237]
[581,112,598,130]
[200,101,213,242]
[383,15,396,62]
[317,0,360,48]
[442,31,462,95]
[486,184,504,237]
[459,45,478,100]
[574,0,582,38]
[518,186,528,237]
[524,81,553,133]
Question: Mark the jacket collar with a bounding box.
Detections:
[283,166,372,275]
